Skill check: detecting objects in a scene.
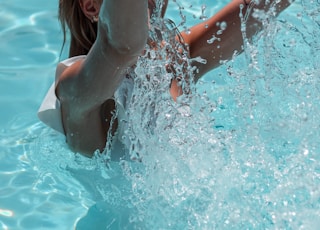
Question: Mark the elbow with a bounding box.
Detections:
[112,37,148,56]
[100,24,148,56]
[114,27,148,56]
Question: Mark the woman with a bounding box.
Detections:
[38,0,293,157]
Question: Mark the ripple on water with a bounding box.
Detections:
[1,0,320,229]
[0,26,59,68]
[0,8,60,69]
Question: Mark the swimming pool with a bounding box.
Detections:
[1,0,319,229]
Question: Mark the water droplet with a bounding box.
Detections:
[185,28,191,35]
[199,4,207,20]
[220,21,227,30]
[217,30,223,35]
[207,35,220,44]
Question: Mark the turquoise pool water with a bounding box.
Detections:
[1,0,319,229]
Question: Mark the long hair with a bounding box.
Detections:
[59,0,168,58]
[59,0,97,57]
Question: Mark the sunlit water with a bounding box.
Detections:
[1,0,319,229]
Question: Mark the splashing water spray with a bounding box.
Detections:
[37,0,317,228]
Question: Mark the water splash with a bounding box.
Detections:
[26,1,320,229]
[114,0,320,228]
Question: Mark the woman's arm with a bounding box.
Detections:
[56,0,149,156]
[181,0,293,80]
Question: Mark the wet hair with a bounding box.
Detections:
[59,0,97,57]
[59,0,168,57]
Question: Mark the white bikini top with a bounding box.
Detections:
[37,55,133,140]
